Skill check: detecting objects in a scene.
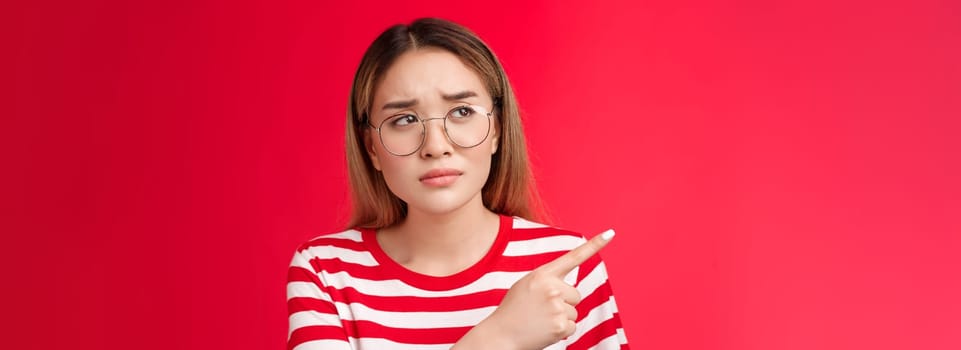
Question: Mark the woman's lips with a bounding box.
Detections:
[420,174,460,186]
[419,169,463,187]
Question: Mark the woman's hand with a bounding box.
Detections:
[454,230,615,350]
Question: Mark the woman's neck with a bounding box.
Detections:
[378,194,501,276]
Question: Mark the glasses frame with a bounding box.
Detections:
[366,104,495,156]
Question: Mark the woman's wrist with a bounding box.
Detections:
[452,317,517,350]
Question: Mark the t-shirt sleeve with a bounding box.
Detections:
[562,252,630,350]
[286,247,351,350]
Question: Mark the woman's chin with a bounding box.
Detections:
[403,193,483,217]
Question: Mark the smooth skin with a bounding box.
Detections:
[365,47,501,277]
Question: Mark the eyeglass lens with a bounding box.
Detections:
[377,105,491,156]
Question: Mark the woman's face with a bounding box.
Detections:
[365,48,499,217]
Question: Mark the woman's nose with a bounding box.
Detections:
[419,118,453,158]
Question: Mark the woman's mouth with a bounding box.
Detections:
[419,169,463,187]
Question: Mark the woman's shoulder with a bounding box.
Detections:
[507,216,590,252]
[292,228,369,258]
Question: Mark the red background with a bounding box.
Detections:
[7,0,960,349]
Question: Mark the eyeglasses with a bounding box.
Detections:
[366,104,494,156]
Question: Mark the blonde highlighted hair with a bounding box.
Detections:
[345,18,546,229]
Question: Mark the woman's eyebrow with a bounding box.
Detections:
[382,99,417,111]
[442,90,477,101]
[381,91,477,110]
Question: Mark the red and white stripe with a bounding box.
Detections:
[287,216,629,350]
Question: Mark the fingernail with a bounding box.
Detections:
[601,229,616,240]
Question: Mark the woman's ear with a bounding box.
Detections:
[490,115,500,155]
[364,128,382,171]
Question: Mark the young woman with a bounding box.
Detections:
[287,18,629,350]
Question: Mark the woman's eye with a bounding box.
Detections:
[390,115,418,127]
[451,106,475,118]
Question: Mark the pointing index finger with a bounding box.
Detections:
[540,229,616,277]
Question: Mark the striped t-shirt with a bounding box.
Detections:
[287,215,629,350]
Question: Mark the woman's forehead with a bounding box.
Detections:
[372,49,490,110]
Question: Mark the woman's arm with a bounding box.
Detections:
[453,231,624,350]
[286,248,351,350]
[563,250,629,349]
